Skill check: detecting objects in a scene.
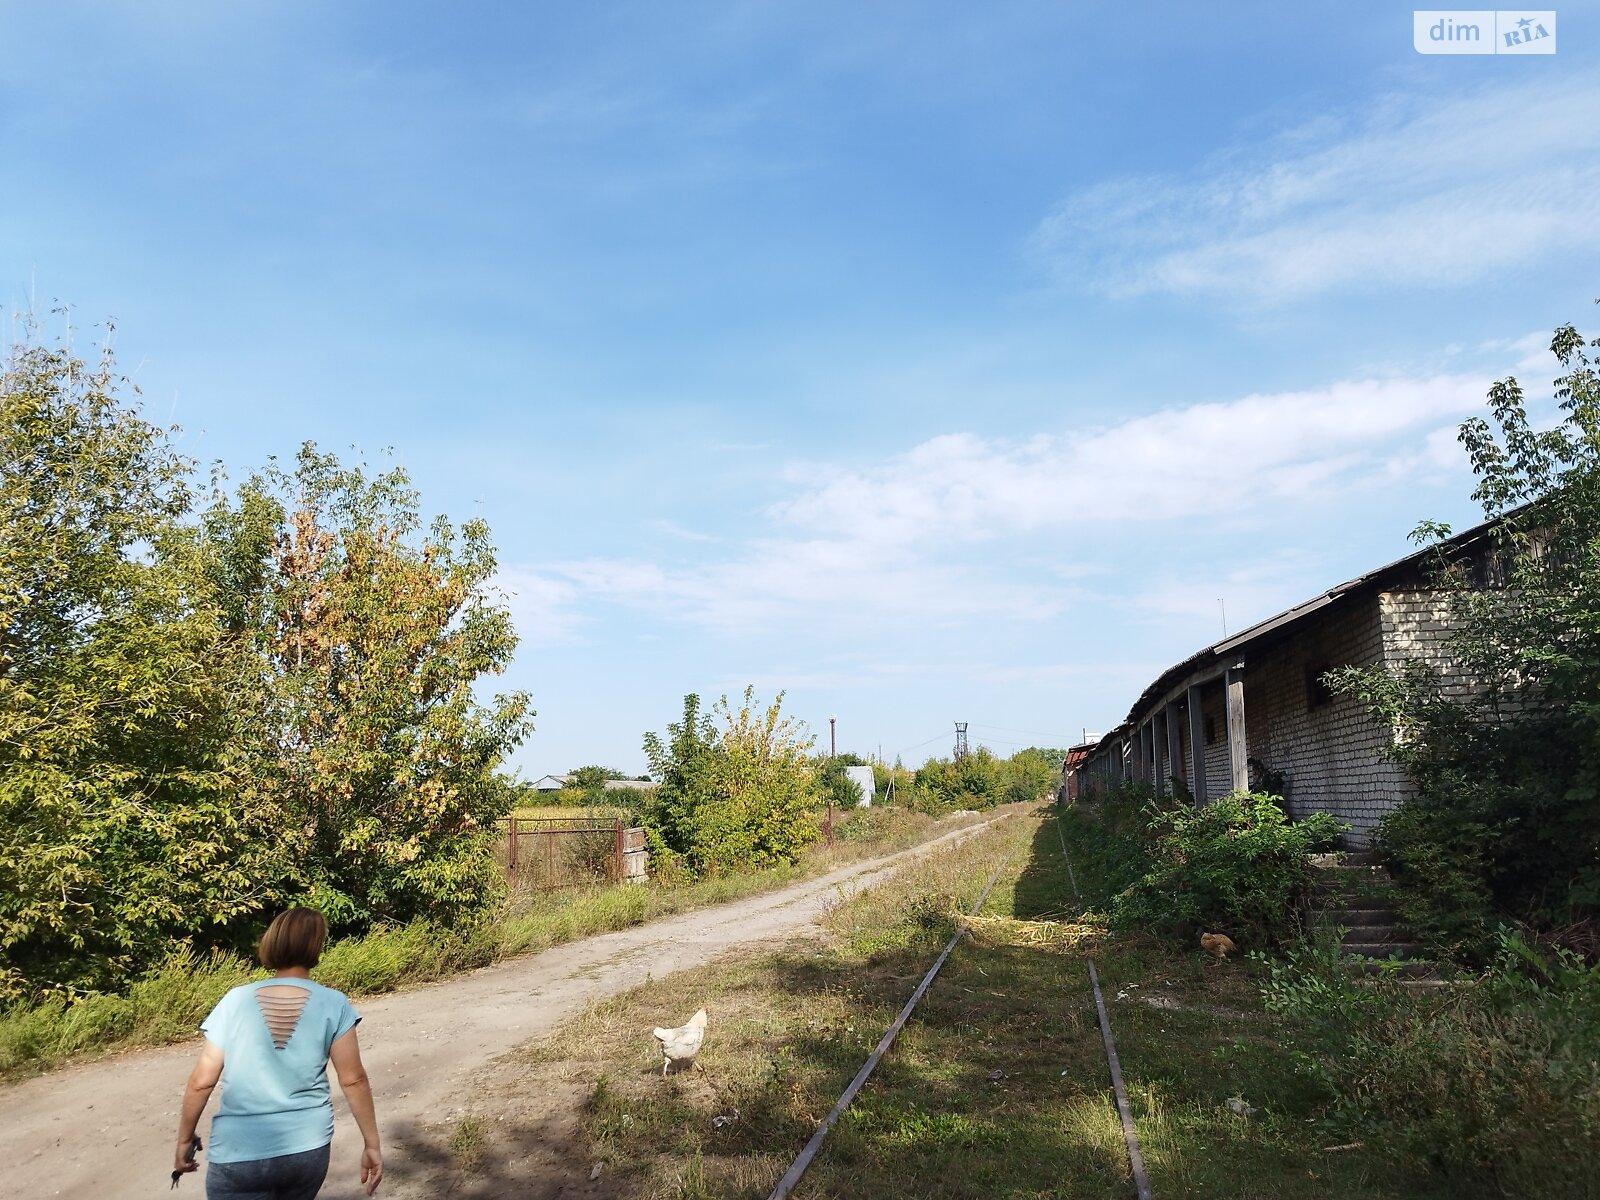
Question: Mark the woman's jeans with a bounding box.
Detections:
[206,1143,331,1200]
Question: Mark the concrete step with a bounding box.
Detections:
[1316,907,1400,926]
[1328,924,1408,943]
[1342,941,1428,960]
[1312,866,1394,889]
[1396,977,1460,992]
[1309,850,1381,868]
[1350,956,1439,979]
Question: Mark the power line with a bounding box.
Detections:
[893,731,951,756]
[967,722,1076,741]
[968,736,1053,749]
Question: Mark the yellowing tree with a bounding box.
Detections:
[236,445,533,929]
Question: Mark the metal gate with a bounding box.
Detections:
[500,816,649,890]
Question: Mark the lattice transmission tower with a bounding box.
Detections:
[953,722,969,761]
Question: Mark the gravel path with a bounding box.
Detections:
[0,819,994,1199]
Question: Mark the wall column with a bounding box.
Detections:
[1225,662,1249,793]
[1186,685,1206,805]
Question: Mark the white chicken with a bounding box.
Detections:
[651,1007,708,1077]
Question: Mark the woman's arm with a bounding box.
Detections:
[173,1040,224,1176]
[330,1027,383,1196]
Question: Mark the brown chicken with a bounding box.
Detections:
[1200,931,1237,958]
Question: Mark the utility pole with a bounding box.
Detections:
[826,715,837,845]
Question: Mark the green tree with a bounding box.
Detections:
[642,688,821,875]
[706,687,821,870]
[815,751,867,812]
[1334,308,1600,953]
[0,330,278,994]
[642,693,721,872]
[227,444,534,930]
[1003,746,1065,804]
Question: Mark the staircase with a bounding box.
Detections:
[1307,851,1444,986]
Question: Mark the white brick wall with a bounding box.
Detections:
[1201,682,1231,803]
[1379,590,1475,700]
[1074,587,1470,835]
[1241,599,1406,846]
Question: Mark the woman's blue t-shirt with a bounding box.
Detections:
[201,978,361,1163]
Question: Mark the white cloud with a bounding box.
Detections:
[1034,78,1600,301]
[504,371,1484,643]
[1510,330,1559,374]
[549,537,1069,635]
[1131,552,1326,633]
[647,517,720,542]
[492,567,588,647]
[776,374,1485,544]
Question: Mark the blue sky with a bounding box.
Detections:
[4,2,1598,774]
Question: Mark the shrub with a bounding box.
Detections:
[1263,929,1600,1195]
[1330,315,1600,957]
[834,807,890,843]
[1054,784,1155,904]
[1109,792,1343,946]
[641,689,822,877]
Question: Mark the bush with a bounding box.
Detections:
[1109,791,1343,946]
[1263,929,1600,1195]
[905,745,1064,812]
[815,753,869,812]
[1067,784,1155,891]
[642,689,823,877]
[1372,798,1497,961]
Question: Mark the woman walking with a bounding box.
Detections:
[173,909,382,1198]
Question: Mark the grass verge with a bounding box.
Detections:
[435,806,1450,1199]
[0,804,991,1082]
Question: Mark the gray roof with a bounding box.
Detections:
[1090,507,1513,749]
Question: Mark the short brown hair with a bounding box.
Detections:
[257,908,328,970]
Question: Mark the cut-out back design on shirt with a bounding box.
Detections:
[255,984,311,1051]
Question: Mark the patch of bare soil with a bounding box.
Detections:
[393,1070,603,1200]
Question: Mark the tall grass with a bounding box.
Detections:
[0,949,255,1077]
[0,805,973,1080]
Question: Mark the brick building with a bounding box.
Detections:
[1076,519,1496,846]
[1060,743,1095,803]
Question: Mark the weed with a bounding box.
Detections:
[1111,792,1344,945]
[511,807,1438,1199]
[448,1114,486,1172]
[1264,927,1600,1196]
[0,948,254,1077]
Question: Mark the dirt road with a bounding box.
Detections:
[0,819,994,1199]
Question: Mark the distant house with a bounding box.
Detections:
[601,779,657,792]
[529,773,656,794]
[1077,517,1502,846]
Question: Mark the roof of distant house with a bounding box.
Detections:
[529,773,655,791]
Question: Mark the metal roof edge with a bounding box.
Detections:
[1079,504,1523,762]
